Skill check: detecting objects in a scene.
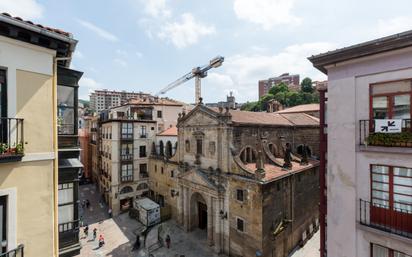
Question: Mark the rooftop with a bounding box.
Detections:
[1,12,72,38]
[275,104,319,114]
[308,29,412,74]
[157,126,177,136]
[127,97,184,107]
[245,159,318,183]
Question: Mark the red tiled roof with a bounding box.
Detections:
[157,126,177,136]
[245,159,319,182]
[127,97,184,106]
[1,12,71,37]
[276,104,319,114]
[209,108,318,126]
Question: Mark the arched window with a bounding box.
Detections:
[297,145,312,157]
[151,142,157,155]
[120,186,133,194]
[240,147,256,163]
[159,141,164,156]
[137,183,149,191]
[166,141,173,158]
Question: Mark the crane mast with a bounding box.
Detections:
[155,56,224,104]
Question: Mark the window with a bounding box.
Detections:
[157,110,162,118]
[121,123,133,139]
[139,145,147,158]
[371,81,411,121]
[166,141,173,157]
[236,189,244,202]
[0,196,7,253]
[371,165,412,232]
[0,70,6,118]
[161,167,164,174]
[57,85,76,134]
[159,141,164,156]
[371,244,411,257]
[171,170,174,178]
[121,143,133,160]
[58,183,75,232]
[121,164,133,181]
[141,126,147,137]
[236,217,245,232]
[196,139,203,155]
[140,164,148,178]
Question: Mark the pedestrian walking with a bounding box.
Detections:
[132,235,140,251]
[83,225,89,238]
[98,234,105,248]
[108,208,112,218]
[93,228,97,241]
[165,234,171,249]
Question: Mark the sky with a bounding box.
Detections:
[2,0,412,103]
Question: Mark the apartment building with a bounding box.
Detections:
[89,89,150,112]
[97,98,184,215]
[149,104,321,256]
[258,73,300,99]
[0,12,82,257]
[309,31,412,257]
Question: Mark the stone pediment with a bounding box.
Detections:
[178,105,221,127]
[179,169,219,191]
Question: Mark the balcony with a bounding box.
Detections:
[140,133,148,139]
[59,220,79,233]
[121,133,133,141]
[0,118,24,162]
[120,154,133,161]
[0,244,24,257]
[91,127,97,132]
[359,199,412,239]
[359,119,412,148]
[140,172,149,179]
[121,175,133,182]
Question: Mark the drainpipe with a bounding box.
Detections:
[319,89,327,257]
[52,57,59,257]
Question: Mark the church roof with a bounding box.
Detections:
[157,126,177,136]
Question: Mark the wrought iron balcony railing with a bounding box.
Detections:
[140,172,149,179]
[59,220,79,233]
[359,199,412,239]
[359,119,412,147]
[0,118,24,162]
[120,154,133,161]
[140,133,148,138]
[0,244,24,257]
[121,133,133,140]
[121,175,133,182]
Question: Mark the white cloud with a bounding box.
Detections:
[0,0,43,19]
[202,42,336,102]
[76,19,118,42]
[141,0,171,18]
[114,58,128,67]
[377,16,412,37]
[158,13,216,48]
[136,51,143,58]
[115,49,128,57]
[79,77,103,99]
[233,0,301,30]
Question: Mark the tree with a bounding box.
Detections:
[268,82,289,95]
[300,77,313,93]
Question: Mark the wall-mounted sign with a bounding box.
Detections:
[375,119,402,133]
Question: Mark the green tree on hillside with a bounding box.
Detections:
[300,77,313,93]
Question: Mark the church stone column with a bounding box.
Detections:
[177,185,184,225]
[214,198,222,253]
[207,196,214,246]
[183,187,190,231]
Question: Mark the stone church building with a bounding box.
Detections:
[149,103,320,257]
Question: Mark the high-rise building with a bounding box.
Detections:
[309,31,412,257]
[89,90,150,112]
[258,73,300,99]
[0,12,82,257]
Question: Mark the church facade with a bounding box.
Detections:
[149,103,320,257]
